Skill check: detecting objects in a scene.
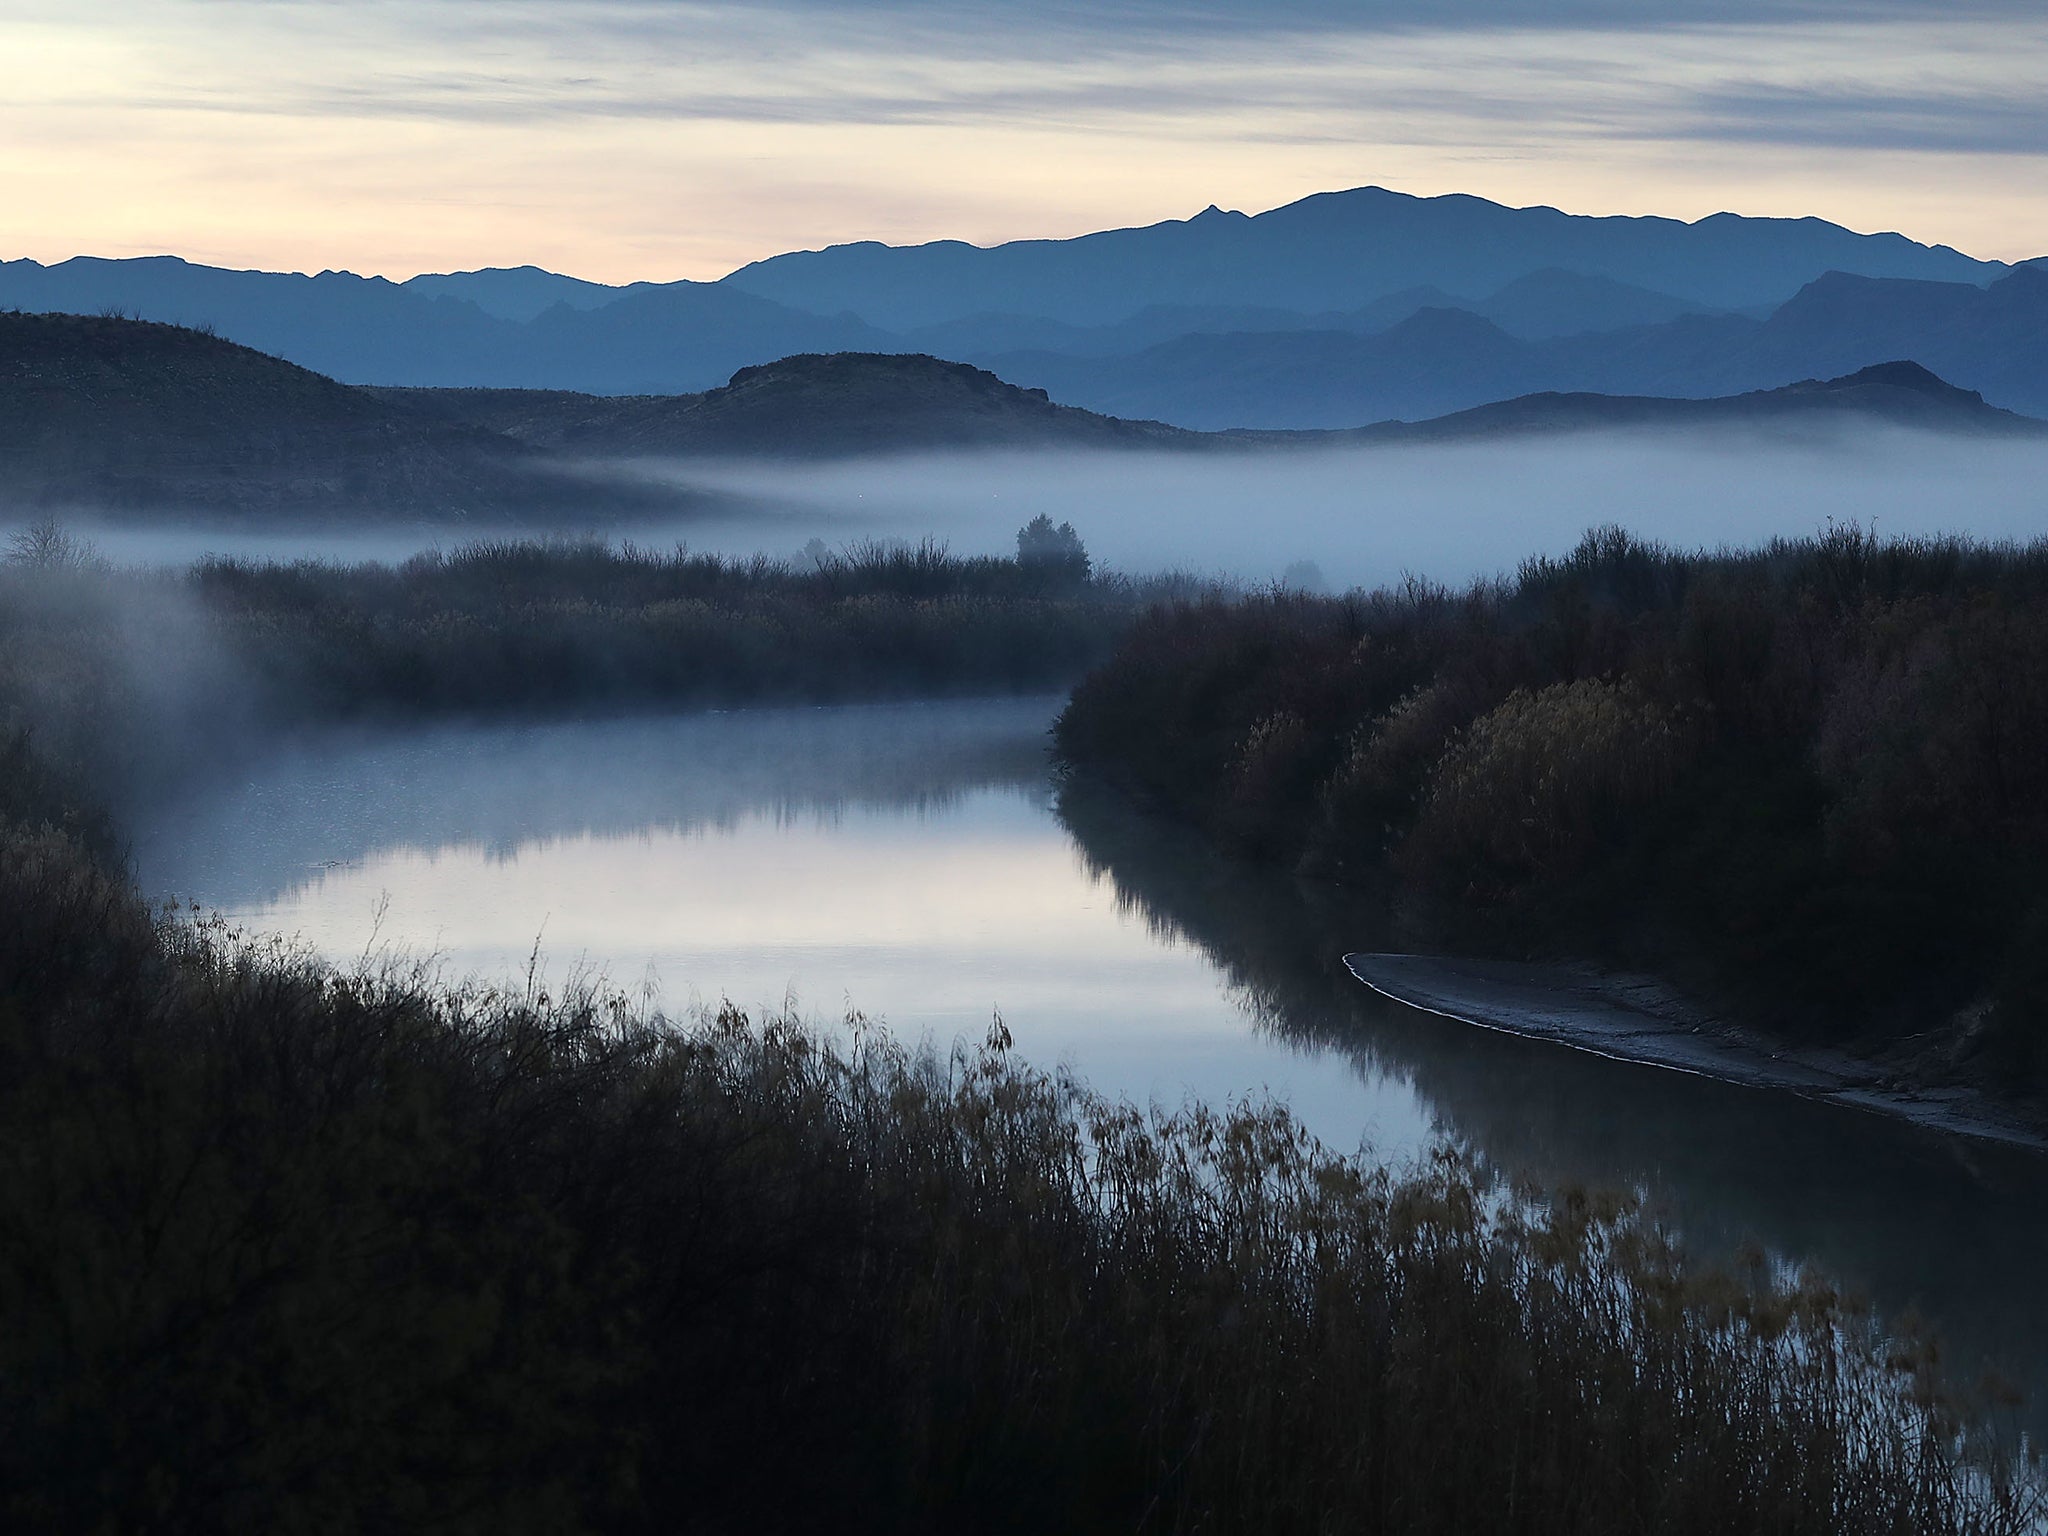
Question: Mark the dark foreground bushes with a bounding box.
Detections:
[1,820,2041,1535]
[1055,527,2048,1097]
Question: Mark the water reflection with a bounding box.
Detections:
[130,698,1436,1158]
[135,699,1057,903]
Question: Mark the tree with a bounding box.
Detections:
[1015,515,1090,583]
[4,519,106,572]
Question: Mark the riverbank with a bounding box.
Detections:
[1346,953,2048,1151]
[1053,525,2048,1116]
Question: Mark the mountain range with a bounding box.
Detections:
[985,269,2048,429]
[5,187,2045,429]
[388,357,2044,459]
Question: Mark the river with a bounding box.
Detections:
[130,694,2048,1430]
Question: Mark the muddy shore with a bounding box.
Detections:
[1344,953,2047,1153]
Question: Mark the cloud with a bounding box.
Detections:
[45,2,2042,162]
[4,0,2046,277]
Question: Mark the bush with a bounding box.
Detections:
[1403,677,1692,897]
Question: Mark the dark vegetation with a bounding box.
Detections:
[190,534,1153,723]
[2,820,2043,1533]
[0,525,1175,813]
[1055,525,2048,1105]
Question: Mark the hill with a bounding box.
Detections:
[374,353,1198,457]
[0,313,681,518]
[1334,361,2048,444]
[389,354,2041,464]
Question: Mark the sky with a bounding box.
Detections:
[4,0,2046,283]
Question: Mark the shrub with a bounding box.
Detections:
[1403,677,1692,896]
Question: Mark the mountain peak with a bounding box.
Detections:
[1814,359,1981,403]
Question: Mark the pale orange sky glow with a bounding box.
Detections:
[4,1,2045,282]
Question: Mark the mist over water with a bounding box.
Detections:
[24,426,2048,584]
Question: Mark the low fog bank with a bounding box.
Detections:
[9,423,2045,588]
[656,427,2048,590]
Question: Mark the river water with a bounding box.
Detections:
[131,694,2048,1427]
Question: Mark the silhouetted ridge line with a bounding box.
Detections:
[0,311,689,518]
[5,186,2035,420]
[6,319,2039,521]
[376,352,1197,458]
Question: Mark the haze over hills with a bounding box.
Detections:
[0,256,895,394]
[1339,361,2048,445]
[2,317,2038,523]
[986,269,2048,429]
[5,186,2043,429]
[387,355,2046,459]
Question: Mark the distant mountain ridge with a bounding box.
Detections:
[985,268,2048,428]
[1,185,2028,429]
[723,187,2003,326]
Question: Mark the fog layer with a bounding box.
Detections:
[15,425,2041,587]
[659,428,2048,589]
